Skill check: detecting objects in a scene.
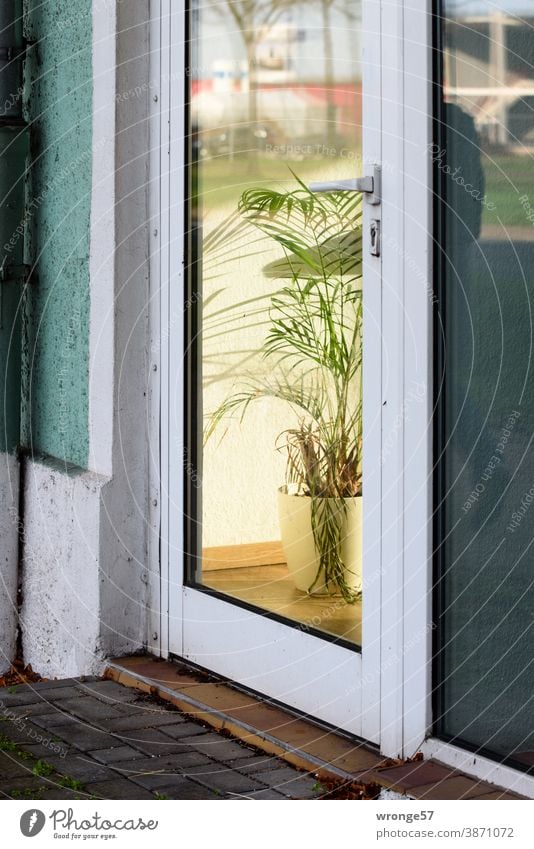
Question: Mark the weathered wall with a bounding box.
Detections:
[21,457,106,678]
[0,266,22,675]
[0,454,19,673]
[0,4,29,673]
[23,0,93,468]
[19,0,151,675]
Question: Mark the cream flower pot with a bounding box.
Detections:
[277,487,362,595]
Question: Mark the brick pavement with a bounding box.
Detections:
[0,678,326,800]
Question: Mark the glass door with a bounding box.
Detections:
[435,0,534,769]
[164,0,385,739]
[188,0,369,646]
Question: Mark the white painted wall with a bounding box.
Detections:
[21,458,106,678]
[87,0,116,478]
[96,0,151,659]
[0,453,19,674]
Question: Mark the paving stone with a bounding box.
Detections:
[84,779,154,800]
[47,724,119,752]
[110,751,213,779]
[184,762,267,795]
[2,686,90,705]
[166,732,259,762]
[30,711,80,729]
[53,697,124,724]
[130,771,194,791]
[152,781,222,800]
[21,734,70,759]
[238,788,288,800]
[43,755,116,783]
[248,766,321,798]
[412,776,495,800]
[113,727,205,756]
[28,678,99,690]
[229,754,291,773]
[0,719,68,751]
[28,686,92,701]
[89,746,147,764]
[0,701,69,720]
[18,742,70,761]
[0,789,44,800]
[155,721,210,740]
[15,674,496,802]
[0,776,54,797]
[105,712,186,732]
[475,790,526,800]
[0,718,44,742]
[75,680,142,704]
[372,761,454,791]
[0,691,49,708]
[0,752,36,781]
[38,789,88,800]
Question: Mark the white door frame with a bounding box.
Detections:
[153,0,434,759]
[379,0,434,758]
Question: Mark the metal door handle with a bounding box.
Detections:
[309,165,381,206]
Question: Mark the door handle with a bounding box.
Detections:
[309,165,381,206]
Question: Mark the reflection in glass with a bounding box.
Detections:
[185,0,364,645]
[437,2,534,765]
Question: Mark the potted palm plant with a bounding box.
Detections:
[206,180,363,603]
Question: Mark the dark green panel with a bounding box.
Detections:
[0,127,28,454]
[437,5,534,765]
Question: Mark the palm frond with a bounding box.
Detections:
[205,179,363,603]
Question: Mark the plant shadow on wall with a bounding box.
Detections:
[205,178,363,604]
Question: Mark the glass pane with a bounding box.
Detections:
[437,1,534,765]
[185,0,364,645]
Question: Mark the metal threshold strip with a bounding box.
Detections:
[105,657,524,800]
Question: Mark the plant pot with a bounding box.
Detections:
[277,487,362,596]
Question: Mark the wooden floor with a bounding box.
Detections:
[203,562,362,645]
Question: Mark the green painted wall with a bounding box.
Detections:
[23,0,92,468]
